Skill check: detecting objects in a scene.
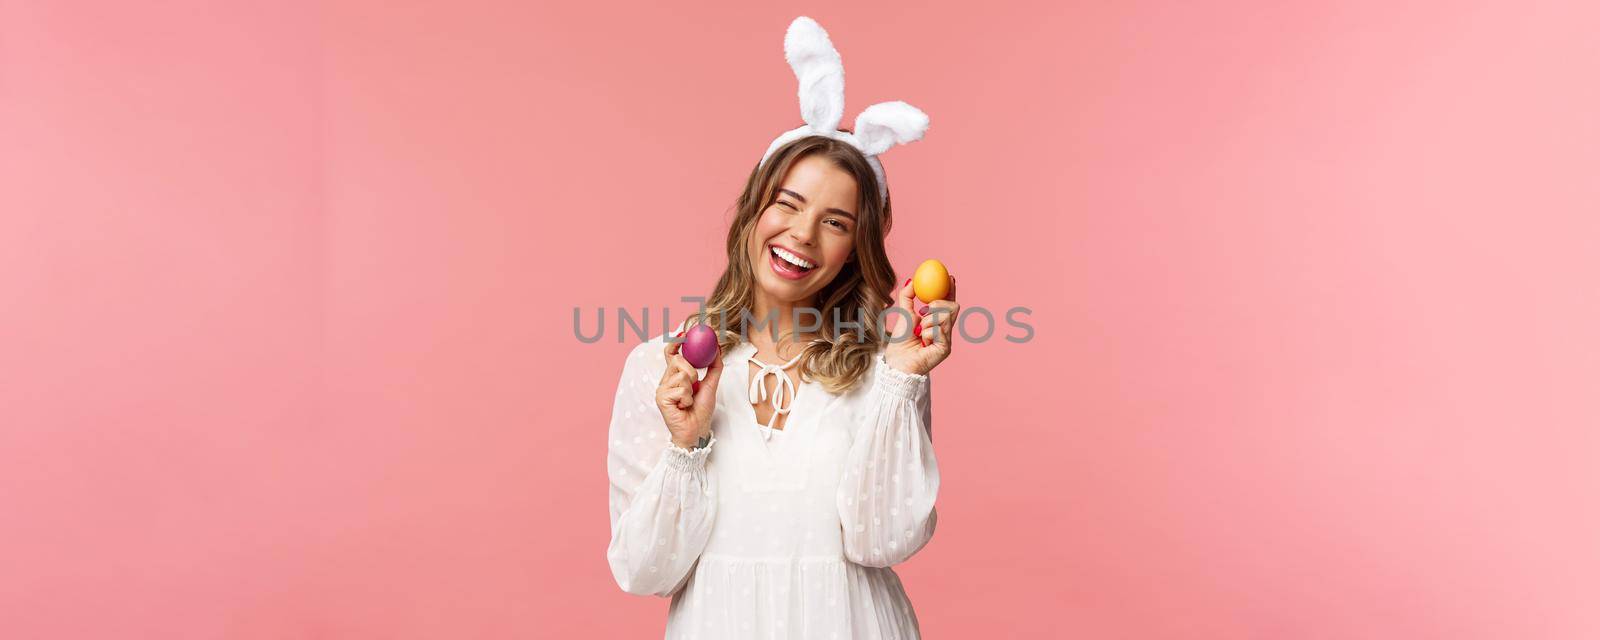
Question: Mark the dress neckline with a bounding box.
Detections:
[746,349,805,439]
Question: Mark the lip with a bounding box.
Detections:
[768,243,819,266]
[767,244,814,281]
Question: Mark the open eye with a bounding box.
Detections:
[825,219,850,231]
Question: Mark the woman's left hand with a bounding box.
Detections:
[883,274,959,376]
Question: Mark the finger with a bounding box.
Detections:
[696,352,724,399]
[914,305,939,330]
[921,304,956,329]
[918,313,940,346]
[668,353,698,383]
[662,335,683,374]
[927,301,959,325]
[896,277,917,316]
[920,307,955,346]
[661,369,693,392]
[888,278,919,335]
[669,350,712,396]
[888,306,918,342]
[659,351,676,383]
[665,368,695,396]
[669,380,695,409]
[659,385,688,409]
[936,304,960,348]
[934,300,960,328]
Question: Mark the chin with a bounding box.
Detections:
[757,278,812,303]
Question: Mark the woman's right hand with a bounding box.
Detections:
[655,334,724,449]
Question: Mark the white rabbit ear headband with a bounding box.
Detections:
[758,16,930,207]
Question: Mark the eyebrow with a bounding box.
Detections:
[778,188,857,221]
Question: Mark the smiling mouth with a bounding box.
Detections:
[768,244,816,278]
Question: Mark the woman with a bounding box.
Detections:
[605,131,958,638]
[605,17,955,639]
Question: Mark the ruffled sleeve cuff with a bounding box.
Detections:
[874,354,930,402]
[662,436,716,472]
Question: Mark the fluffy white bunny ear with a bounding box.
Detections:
[784,17,845,134]
[853,101,929,156]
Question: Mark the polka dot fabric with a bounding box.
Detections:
[606,332,939,639]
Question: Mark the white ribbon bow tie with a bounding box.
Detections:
[748,352,805,439]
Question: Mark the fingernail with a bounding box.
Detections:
[904,278,912,286]
[692,380,700,393]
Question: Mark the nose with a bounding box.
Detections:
[788,218,817,246]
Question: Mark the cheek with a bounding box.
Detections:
[756,208,787,232]
[822,237,855,269]
[748,214,775,251]
[749,211,785,247]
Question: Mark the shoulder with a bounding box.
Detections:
[623,318,691,365]
[630,332,670,354]
[623,333,670,368]
[826,346,891,401]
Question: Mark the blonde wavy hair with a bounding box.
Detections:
[689,134,899,394]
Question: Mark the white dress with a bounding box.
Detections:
[605,332,939,639]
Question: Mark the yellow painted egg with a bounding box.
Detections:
[912,259,950,303]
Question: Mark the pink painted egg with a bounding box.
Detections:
[681,324,720,369]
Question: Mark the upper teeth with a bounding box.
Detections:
[772,246,815,269]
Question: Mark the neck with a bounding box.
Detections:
[749,291,818,350]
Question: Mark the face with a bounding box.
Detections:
[746,154,860,307]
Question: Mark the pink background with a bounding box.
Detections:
[3,0,1598,637]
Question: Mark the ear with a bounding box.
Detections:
[784,17,846,135]
[853,101,929,156]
